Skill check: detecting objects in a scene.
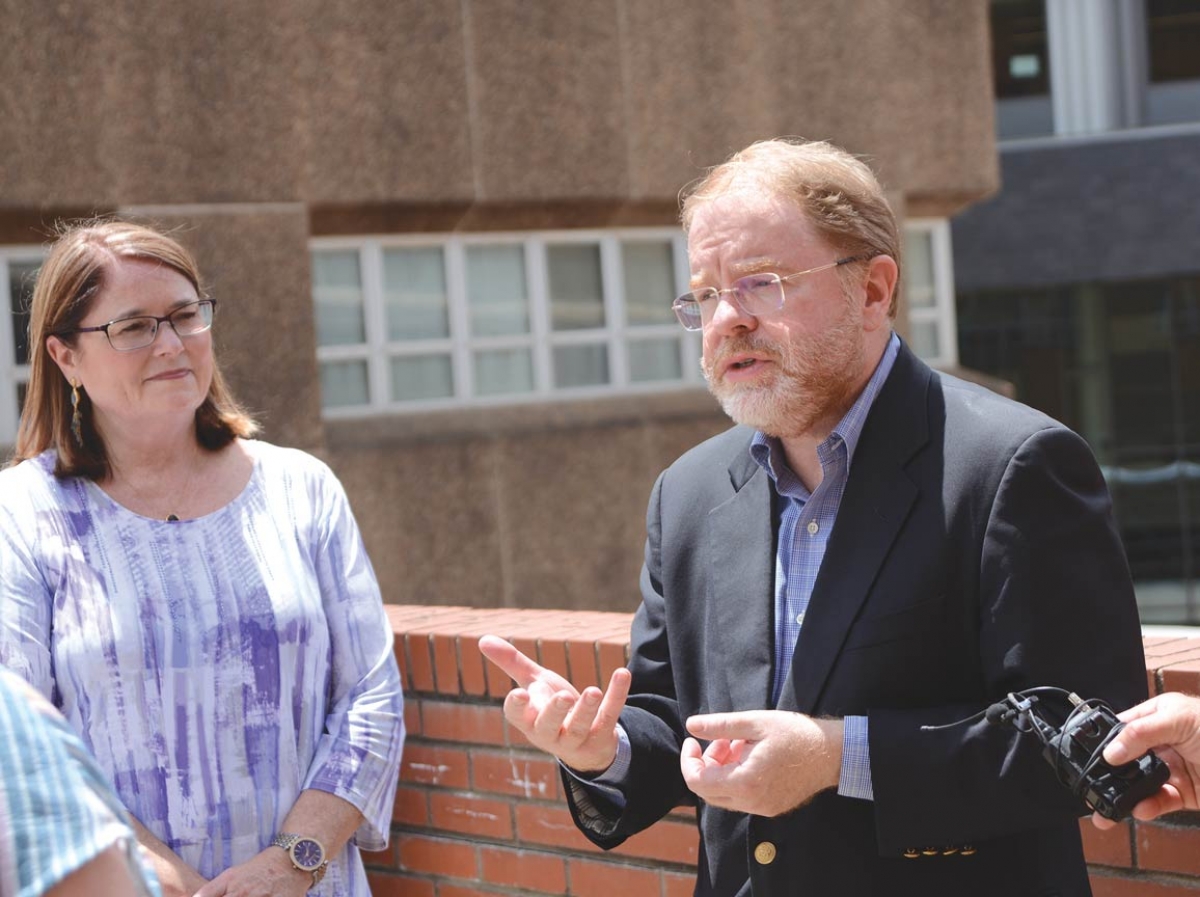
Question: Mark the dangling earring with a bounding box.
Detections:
[70,379,84,448]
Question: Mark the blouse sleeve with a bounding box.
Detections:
[0,475,57,701]
[302,468,405,850]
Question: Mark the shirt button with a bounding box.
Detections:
[795,612,805,626]
[806,521,819,535]
[754,841,777,865]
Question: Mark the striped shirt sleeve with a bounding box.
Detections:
[0,670,160,897]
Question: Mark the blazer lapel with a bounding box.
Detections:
[707,450,776,713]
[780,346,931,713]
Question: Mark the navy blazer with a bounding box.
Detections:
[567,343,1147,897]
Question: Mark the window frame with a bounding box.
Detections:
[904,218,959,369]
[0,248,42,446]
[310,228,701,417]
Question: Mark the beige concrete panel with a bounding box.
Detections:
[0,1,994,210]
[465,0,630,201]
[856,0,998,202]
[644,413,732,479]
[303,0,477,203]
[0,1,475,206]
[0,1,314,205]
[492,424,656,612]
[324,402,723,612]
[121,208,324,450]
[327,439,506,607]
[102,0,311,204]
[0,3,124,206]
[620,0,997,205]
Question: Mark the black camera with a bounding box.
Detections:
[986,688,1171,821]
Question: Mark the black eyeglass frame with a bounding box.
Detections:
[54,299,217,351]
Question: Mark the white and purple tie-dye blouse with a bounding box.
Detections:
[0,441,404,897]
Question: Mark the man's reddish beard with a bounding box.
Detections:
[701,316,865,439]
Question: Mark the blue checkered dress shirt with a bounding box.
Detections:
[748,332,900,801]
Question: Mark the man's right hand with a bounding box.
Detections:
[478,635,631,773]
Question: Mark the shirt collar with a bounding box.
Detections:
[750,332,901,484]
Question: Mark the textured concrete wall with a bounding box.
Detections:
[0,0,998,610]
[0,0,996,211]
[326,397,727,611]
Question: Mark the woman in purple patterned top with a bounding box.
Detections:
[0,221,405,897]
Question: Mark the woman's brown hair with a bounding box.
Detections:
[11,220,258,479]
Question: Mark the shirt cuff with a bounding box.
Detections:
[837,714,874,801]
[559,724,630,809]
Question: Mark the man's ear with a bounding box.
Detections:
[45,335,78,384]
[861,254,898,332]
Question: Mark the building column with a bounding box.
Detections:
[1046,0,1146,135]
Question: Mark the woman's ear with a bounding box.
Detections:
[45,335,78,384]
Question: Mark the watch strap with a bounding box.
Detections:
[271,832,301,851]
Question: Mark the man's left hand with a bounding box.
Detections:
[681,711,843,817]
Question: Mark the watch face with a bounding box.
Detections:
[291,838,324,871]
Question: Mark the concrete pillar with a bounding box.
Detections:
[1047,0,1145,135]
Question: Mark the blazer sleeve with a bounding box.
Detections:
[867,425,1148,851]
[564,471,696,847]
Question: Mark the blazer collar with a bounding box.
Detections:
[709,457,776,713]
[779,343,932,712]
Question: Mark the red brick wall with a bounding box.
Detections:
[371,606,1200,896]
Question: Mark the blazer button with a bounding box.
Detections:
[903,848,920,859]
[961,845,977,856]
[754,842,777,865]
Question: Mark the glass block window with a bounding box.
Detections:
[310,230,699,413]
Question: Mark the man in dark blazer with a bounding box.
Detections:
[481,138,1147,896]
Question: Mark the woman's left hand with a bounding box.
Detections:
[191,848,312,897]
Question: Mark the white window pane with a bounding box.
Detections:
[629,338,683,382]
[622,241,676,326]
[383,247,448,341]
[473,348,534,396]
[547,244,605,331]
[390,354,453,401]
[9,261,39,366]
[909,320,940,359]
[466,245,530,337]
[312,251,366,346]
[904,231,936,308]
[319,360,369,408]
[553,343,608,388]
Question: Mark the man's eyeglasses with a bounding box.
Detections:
[671,256,868,331]
[57,299,216,351]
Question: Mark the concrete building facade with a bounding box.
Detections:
[0,0,999,611]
